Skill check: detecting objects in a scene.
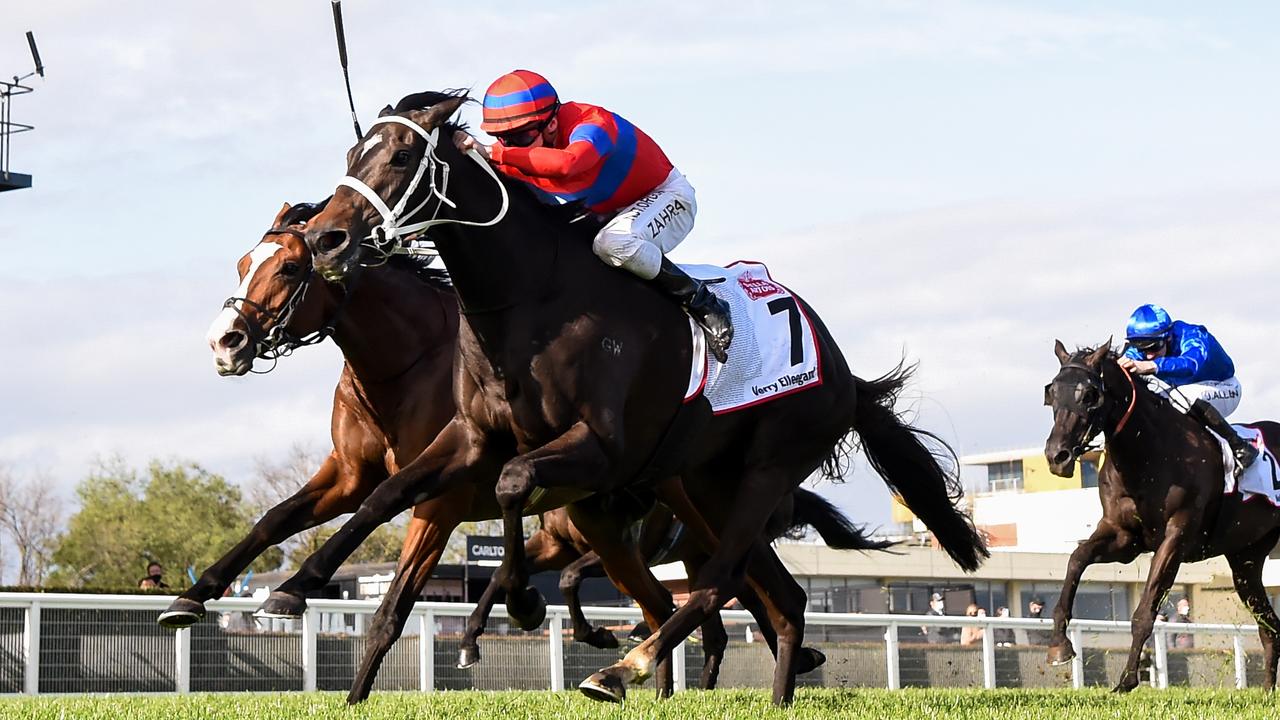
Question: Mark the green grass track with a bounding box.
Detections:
[2,688,1276,720]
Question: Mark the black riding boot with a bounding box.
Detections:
[651,258,734,363]
[1190,398,1258,471]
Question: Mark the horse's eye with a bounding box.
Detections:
[1081,387,1100,407]
[391,149,411,167]
[280,261,301,277]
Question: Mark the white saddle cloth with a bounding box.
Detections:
[1220,425,1280,506]
[681,262,822,414]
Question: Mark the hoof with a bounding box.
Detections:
[457,645,481,669]
[627,621,652,644]
[796,647,827,674]
[510,586,547,631]
[1112,678,1138,694]
[255,590,307,619]
[580,626,620,650]
[157,597,206,628]
[1047,642,1076,667]
[579,672,626,704]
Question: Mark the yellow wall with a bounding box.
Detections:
[890,496,914,523]
[1022,454,1083,493]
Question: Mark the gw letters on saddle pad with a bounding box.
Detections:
[1222,425,1280,505]
[681,262,821,413]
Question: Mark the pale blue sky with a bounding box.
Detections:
[1,2,1278,540]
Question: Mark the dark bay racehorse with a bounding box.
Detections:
[159,201,461,627]
[172,203,840,700]
[1044,341,1280,691]
[459,487,883,691]
[265,90,986,705]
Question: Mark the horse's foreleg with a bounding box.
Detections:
[160,454,376,628]
[1047,522,1139,665]
[1115,521,1190,693]
[1225,529,1280,691]
[258,420,488,618]
[459,528,571,667]
[347,492,467,704]
[492,422,611,631]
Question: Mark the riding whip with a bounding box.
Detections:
[331,0,362,139]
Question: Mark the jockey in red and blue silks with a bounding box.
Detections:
[453,69,733,363]
[1120,303,1257,469]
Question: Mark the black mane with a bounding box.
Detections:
[1072,344,1173,413]
[386,253,454,294]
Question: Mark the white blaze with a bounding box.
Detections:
[359,132,384,160]
[206,242,285,355]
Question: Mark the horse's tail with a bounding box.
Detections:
[840,361,988,572]
[787,487,895,551]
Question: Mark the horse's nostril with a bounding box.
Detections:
[1052,450,1072,466]
[220,331,246,351]
[316,230,349,256]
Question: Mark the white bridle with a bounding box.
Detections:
[335,114,510,252]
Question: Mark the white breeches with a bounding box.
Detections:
[592,168,697,280]
[1147,376,1242,417]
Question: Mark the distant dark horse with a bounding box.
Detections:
[459,487,882,690]
[173,203,847,700]
[1044,341,1280,691]
[261,90,985,705]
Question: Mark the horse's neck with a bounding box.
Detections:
[431,212,564,314]
[1103,365,1203,477]
[330,268,454,386]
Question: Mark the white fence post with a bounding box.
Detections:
[1233,634,1247,689]
[302,608,318,692]
[884,622,900,690]
[22,600,39,695]
[174,626,191,694]
[981,623,996,689]
[548,611,564,691]
[420,610,435,692]
[1153,626,1169,689]
[1068,626,1084,690]
[672,640,687,692]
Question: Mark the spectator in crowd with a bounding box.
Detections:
[994,606,1016,647]
[1171,597,1195,649]
[923,592,958,644]
[138,562,169,590]
[1025,597,1052,645]
[960,604,984,646]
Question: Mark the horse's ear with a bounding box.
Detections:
[272,202,292,227]
[1054,339,1070,365]
[1085,339,1112,368]
[409,96,468,130]
[377,104,395,118]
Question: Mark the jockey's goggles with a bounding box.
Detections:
[1129,336,1168,353]
[494,109,557,148]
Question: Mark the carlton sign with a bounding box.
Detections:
[466,536,504,566]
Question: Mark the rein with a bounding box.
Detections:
[221,227,353,374]
[336,115,510,265]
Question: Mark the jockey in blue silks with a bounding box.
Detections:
[1119,304,1258,470]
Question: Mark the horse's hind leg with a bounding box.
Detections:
[567,501,678,700]
[347,491,467,704]
[1226,528,1280,691]
[161,453,376,627]
[682,558,727,690]
[559,551,620,649]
